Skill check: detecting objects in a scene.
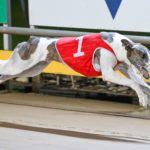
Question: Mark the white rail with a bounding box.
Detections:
[0,26,150,45]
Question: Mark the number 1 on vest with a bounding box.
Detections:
[74,36,85,57]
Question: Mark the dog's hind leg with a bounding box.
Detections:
[100,48,148,108]
[16,61,50,77]
[0,60,50,83]
[0,40,59,83]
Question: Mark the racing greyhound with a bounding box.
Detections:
[0,32,150,108]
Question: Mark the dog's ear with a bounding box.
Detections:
[121,39,133,57]
[121,39,132,47]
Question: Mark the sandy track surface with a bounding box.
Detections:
[1,127,150,150]
[0,92,150,143]
[0,92,149,119]
[0,128,150,150]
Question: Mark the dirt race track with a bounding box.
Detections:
[0,92,150,149]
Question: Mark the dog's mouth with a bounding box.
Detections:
[139,67,149,79]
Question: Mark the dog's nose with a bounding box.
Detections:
[146,64,150,72]
[141,67,149,79]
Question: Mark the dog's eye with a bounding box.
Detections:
[143,53,146,58]
[142,54,145,59]
[142,53,148,60]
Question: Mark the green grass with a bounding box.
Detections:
[0,0,29,50]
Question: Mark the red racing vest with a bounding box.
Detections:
[55,33,115,77]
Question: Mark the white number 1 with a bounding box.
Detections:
[73,36,85,57]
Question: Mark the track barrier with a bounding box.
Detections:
[1,26,150,45]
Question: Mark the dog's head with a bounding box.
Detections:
[121,39,150,79]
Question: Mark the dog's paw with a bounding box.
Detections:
[139,94,149,108]
[147,95,150,108]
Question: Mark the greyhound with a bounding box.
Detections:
[0,32,150,108]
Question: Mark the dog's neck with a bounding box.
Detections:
[102,33,133,64]
[93,33,133,70]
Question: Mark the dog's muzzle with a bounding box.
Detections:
[140,66,149,79]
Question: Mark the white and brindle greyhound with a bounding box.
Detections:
[0,32,150,108]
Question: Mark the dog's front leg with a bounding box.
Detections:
[100,49,148,107]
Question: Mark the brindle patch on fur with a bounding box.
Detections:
[121,39,133,52]
[18,37,40,60]
[100,32,115,43]
[46,42,61,62]
[94,48,100,65]
[121,39,143,64]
